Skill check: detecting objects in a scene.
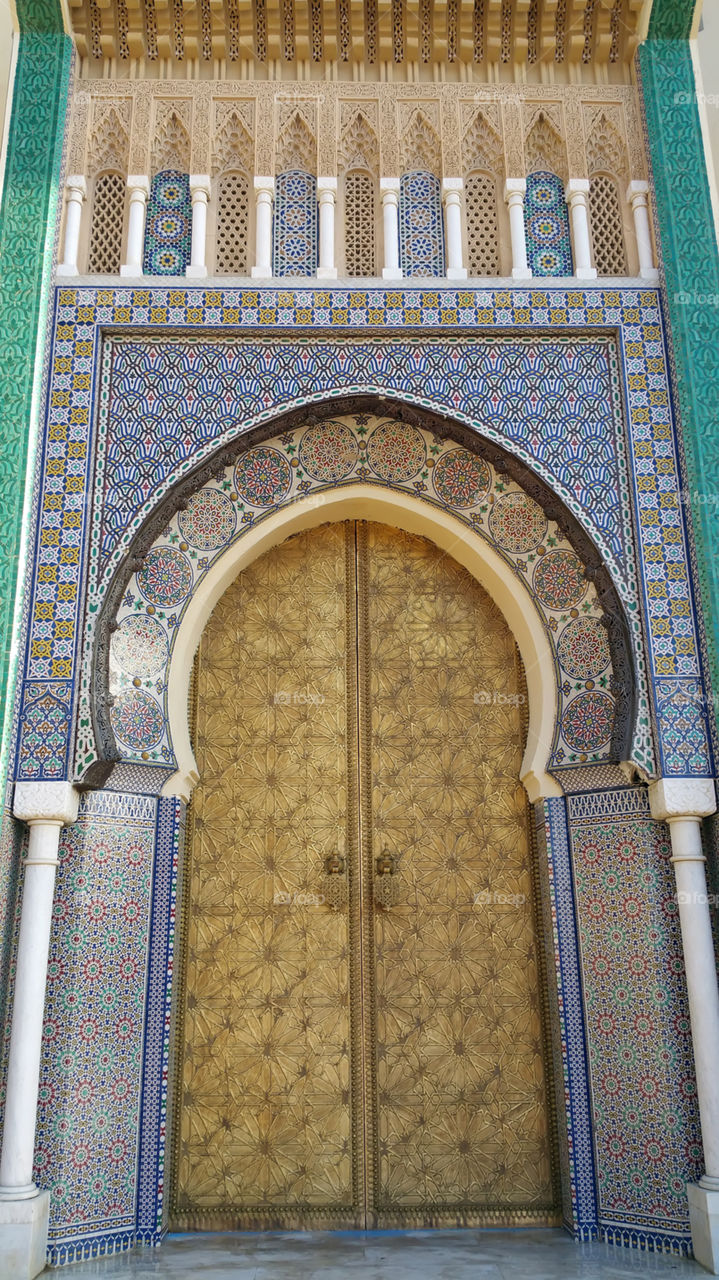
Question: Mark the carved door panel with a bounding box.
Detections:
[171,521,558,1231]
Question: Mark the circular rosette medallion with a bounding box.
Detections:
[178,489,237,550]
[111,615,169,679]
[111,689,164,752]
[488,492,547,553]
[432,449,491,509]
[137,547,193,609]
[366,421,426,482]
[557,617,611,680]
[533,549,587,610]
[299,421,359,483]
[561,690,615,753]
[234,447,292,507]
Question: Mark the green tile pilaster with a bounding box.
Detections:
[0,1,72,1019]
[639,21,719,733]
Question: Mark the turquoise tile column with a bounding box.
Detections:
[0,0,72,1020]
[639,0,719,727]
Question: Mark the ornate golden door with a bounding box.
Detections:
[171,521,559,1230]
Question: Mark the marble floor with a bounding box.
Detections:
[50,1229,706,1279]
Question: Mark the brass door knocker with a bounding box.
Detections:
[374,846,400,908]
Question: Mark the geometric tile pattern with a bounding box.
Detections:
[101,415,619,777]
[34,790,156,1265]
[399,171,445,277]
[15,285,715,790]
[273,171,318,277]
[568,785,701,1252]
[142,172,192,277]
[525,172,573,278]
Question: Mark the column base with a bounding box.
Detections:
[120,265,143,278]
[640,267,660,282]
[575,267,598,280]
[56,264,79,277]
[185,264,208,279]
[251,266,272,279]
[446,267,468,280]
[316,267,338,280]
[382,267,403,280]
[688,1183,719,1273]
[511,267,532,280]
[0,1190,50,1279]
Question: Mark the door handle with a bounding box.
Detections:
[322,849,348,909]
[374,847,400,908]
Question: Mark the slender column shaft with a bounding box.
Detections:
[442,179,467,280]
[251,177,275,279]
[627,180,659,279]
[380,178,402,280]
[0,823,62,1197]
[504,178,531,280]
[565,179,597,279]
[120,176,150,277]
[57,176,86,277]
[317,178,338,280]
[187,175,211,279]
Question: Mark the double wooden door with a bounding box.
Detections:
[171,521,558,1229]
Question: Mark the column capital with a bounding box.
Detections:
[189,174,211,199]
[317,176,338,195]
[565,177,590,204]
[254,175,275,196]
[503,177,526,203]
[13,781,80,827]
[126,174,150,198]
[649,777,717,822]
[380,177,401,197]
[626,178,650,207]
[441,177,464,197]
[65,175,86,199]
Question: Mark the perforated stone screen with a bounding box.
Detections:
[87,172,125,275]
[345,171,376,276]
[465,172,500,276]
[216,172,249,275]
[589,174,628,276]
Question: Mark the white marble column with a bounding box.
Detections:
[251,176,275,279]
[317,177,338,280]
[120,175,150,278]
[503,178,531,280]
[441,178,467,280]
[380,178,402,280]
[0,782,79,1280]
[57,176,87,278]
[186,174,211,279]
[626,179,659,280]
[649,778,719,1274]
[565,178,597,280]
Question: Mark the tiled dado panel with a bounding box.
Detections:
[15,285,714,788]
[33,789,180,1265]
[568,786,701,1250]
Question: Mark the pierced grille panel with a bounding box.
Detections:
[216,173,249,275]
[465,172,500,276]
[589,174,628,276]
[345,172,376,277]
[87,172,125,275]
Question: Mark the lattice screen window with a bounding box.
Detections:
[589,174,628,276]
[399,171,445,278]
[87,172,125,274]
[524,170,573,277]
[143,171,192,276]
[465,172,500,276]
[344,171,376,277]
[216,172,249,274]
[273,170,318,277]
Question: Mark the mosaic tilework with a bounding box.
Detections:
[273,171,317,278]
[399,171,445,277]
[100,416,618,776]
[143,173,192,277]
[535,798,598,1239]
[16,286,714,791]
[525,173,573,278]
[568,786,700,1251]
[34,790,157,1264]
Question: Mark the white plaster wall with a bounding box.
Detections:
[695,0,719,248]
[0,0,18,205]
